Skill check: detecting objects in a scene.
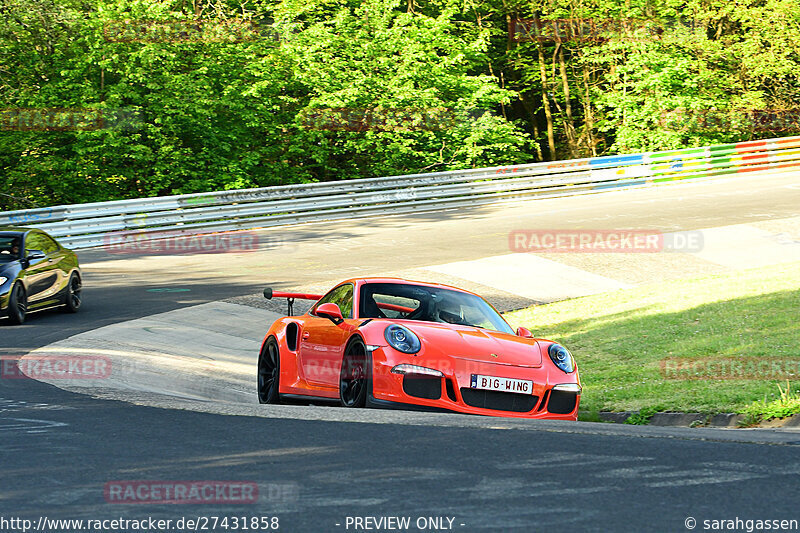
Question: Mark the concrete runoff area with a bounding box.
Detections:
[425,253,633,303]
[21,302,275,404]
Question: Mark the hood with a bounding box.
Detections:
[0,261,19,287]
[395,320,543,367]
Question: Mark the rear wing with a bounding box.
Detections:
[263,287,322,315]
[262,287,416,317]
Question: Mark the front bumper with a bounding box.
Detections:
[368,347,580,420]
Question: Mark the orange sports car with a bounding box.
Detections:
[257,278,581,419]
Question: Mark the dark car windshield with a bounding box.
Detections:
[360,282,515,334]
[0,236,21,261]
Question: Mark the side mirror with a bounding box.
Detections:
[22,250,45,266]
[516,326,533,338]
[315,302,344,324]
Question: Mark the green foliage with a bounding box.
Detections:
[1,0,799,208]
[742,381,800,425]
[625,406,663,425]
[504,261,800,415]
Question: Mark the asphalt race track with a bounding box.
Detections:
[3,170,800,532]
[4,377,800,532]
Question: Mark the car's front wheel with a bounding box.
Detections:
[339,338,368,408]
[257,338,281,404]
[63,273,82,313]
[7,283,26,325]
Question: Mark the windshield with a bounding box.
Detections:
[360,282,514,334]
[0,236,21,261]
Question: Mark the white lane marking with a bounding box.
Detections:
[311,498,390,507]
[453,507,601,528]
[645,471,760,488]
[497,453,654,468]
[310,467,459,484]
[594,465,761,487]
[494,456,800,492]
[453,477,619,500]
[0,417,68,432]
[33,488,96,505]
[543,486,620,496]
[453,478,542,499]
[0,398,72,413]
[701,461,800,474]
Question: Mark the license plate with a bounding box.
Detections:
[470,374,533,394]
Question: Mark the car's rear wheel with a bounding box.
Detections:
[339,338,368,408]
[257,337,281,404]
[7,283,26,325]
[63,273,82,313]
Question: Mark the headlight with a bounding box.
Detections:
[548,343,575,373]
[384,324,421,354]
[0,277,7,286]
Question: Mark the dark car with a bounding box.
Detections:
[0,227,82,324]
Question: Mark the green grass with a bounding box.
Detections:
[504,261,800,417]
[741,381,800,426]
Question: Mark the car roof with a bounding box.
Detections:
[0,226,32,237]
[344,277,478,296]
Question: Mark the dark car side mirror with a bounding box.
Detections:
[516,326,534,338]
[315,303,344,325]
[21,250,45,267]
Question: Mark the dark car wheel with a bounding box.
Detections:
[339,338,368,408]
[63,273,82,313]
[257,338,281,404]
[7,283,26,325]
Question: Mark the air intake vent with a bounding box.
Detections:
[460,388,538,413]
[547,390,577,414]
[402,375,442,400]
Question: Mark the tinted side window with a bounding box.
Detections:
[39,235,60,254]
[25,233,44,253]
[334,284,354,319]
[0,236,22,260]
[26,233,59,254]
[313,284,354,319]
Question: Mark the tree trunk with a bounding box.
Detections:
[536,38,557,160]
[557,44,578,158]
[581,64,598,156]
[505,11,543,160]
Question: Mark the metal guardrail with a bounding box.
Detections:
[2,135,799,249]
